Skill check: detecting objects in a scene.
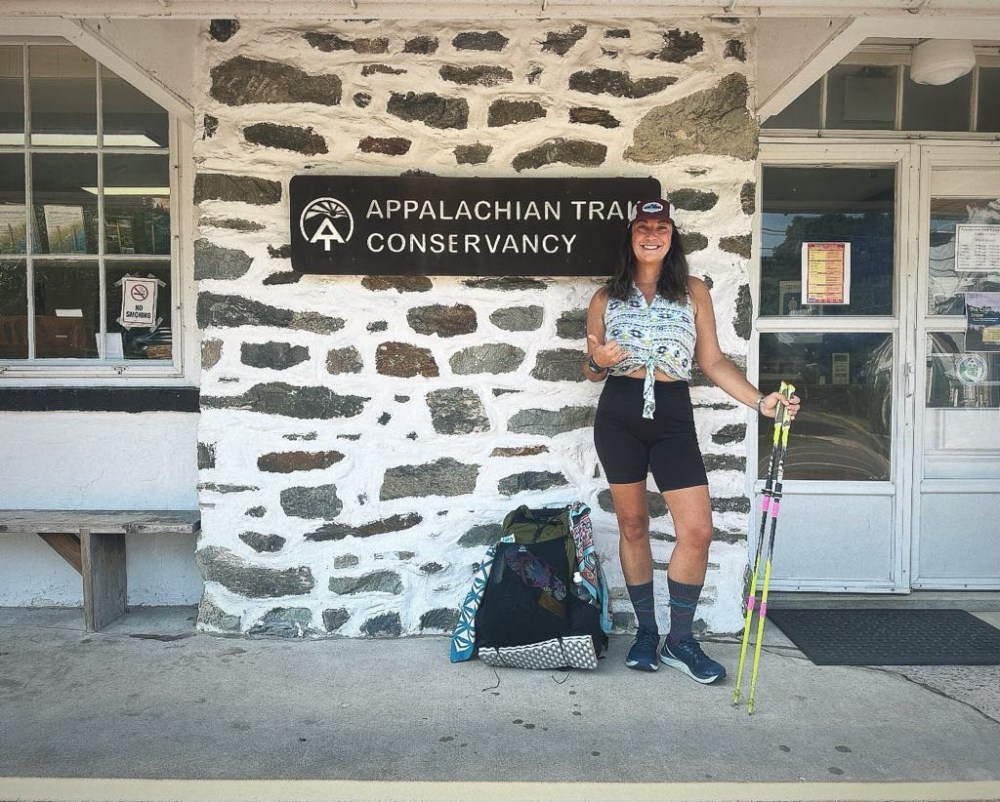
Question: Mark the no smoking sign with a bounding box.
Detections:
[119,276,159,329]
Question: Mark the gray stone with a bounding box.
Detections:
[455,144,493,165]
[420,562,444,574]
[209,19,240,42]
[368,322,389,333]
[491,445,549,457]
[541,25,587,56]
[703,453,747,472]
[246,506,266,518]
[650,29,704,62]
[712,423,746,445]
[734,283,752,340]
[725,39,747,62]
[333,555,358,569]
[329,570,403,595]
[507,406,595,436]
[531,348,586,382]
[453,31,509,51]
[197,594,241,632]
[354,93,372,108]
[362,276,433,293]
[387,92,469,130]
[556,309,587,340]
[263,272,301,286]
[257,450,344,473]
[279,485,343,520]
[625,73,758,163]
[199,483,260,494]
[210,57,341,107]
[304,32,388,54]
[597,489,668,518]
[201,217,265,232]
[239,531,286,553]
[381,458,479,500]
[201,383,367,420]
[498,470,568,496]
[322,608,350,632]
[605,29,630,39]
[513,139,606,172]
[741,181,756,215]
[361,64,406,77]
[358,136,411,156]
[244,123,327,155]
[197,546,314,598]
[458,523,502,547]
[421,608,460,632]
[240,342,309,371]
[720,234,751,258]
[248,607,313,638]
[450,343,525,375]
[197,293,344,333]
[376,342,439,378]
[404,36,438,54]
[326,346,363,374]
[669,189,719,212]
[490,305,543,332]
[569,68,676,99]
[361,612,402,638]
[463,277,547,291]
[307,512,422,542]
[197,442,216,470]
[439,65,513,87]
[203,114,219,138]
[407,304,477,337]
[267,244,292,259]
[712,496,751,514]
[488,99,546,127]
[569,107,620,128]
[679,231,708,253]
[195,173,282,205]
[427,387,489,435]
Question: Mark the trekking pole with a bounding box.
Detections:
[746,382,795,715]
[733,380,789,707]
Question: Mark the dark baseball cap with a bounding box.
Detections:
[630,199,673,224]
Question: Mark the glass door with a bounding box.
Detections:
[913,148,1000,589]
[755,143,914,592]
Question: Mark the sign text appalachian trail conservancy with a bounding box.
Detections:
[289,176,659,276]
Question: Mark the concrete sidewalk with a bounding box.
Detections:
[1,606,998,802]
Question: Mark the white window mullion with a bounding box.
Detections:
[22,43,35,361]
[95,58,107,359]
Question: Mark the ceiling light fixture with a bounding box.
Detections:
[909,39,976,86]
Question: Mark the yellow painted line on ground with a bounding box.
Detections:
[2,779,1000,802]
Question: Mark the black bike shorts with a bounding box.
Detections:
[594,375,708,492]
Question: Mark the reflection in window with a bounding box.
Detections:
[826,65,896,131]
[30,46,98,146]
[33,261,100,359]
[902,67,972,133]
[926,332,1000,409]
[105,264,172,360]
[0,262,28,358]
[927,197,1000,316]
[978,67,1000,133]
[759,332,893,481]
[761,166,895,317]
[0,46,24,145]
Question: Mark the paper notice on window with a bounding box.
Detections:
[119,276,159,329]
[802,242,851,305]
[966,291,1000,352]
[956,224,1000,273]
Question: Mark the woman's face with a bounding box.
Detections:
[630,219,673,267]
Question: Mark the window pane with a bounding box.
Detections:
[927,197,1000,316]
[762,78,822,130]
[102,66,169,147]
[977,67,1000,133]
[0,46,24,145]
[0,154,27,254]
[32,153,98,255]
[826,64,896,130]
[0,261,28,359]
[106,262,172,360]
[759,332,892,481]
[104,155,171,255]
[29,46,97,146]
[926,332,1000,410]
[761,166,895,317]
[902,67,972,132]
[33,260,100,358]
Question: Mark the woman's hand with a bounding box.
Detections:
[759,390,801,420]
[587,334,626,370]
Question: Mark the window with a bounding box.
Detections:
[0,43,174,368]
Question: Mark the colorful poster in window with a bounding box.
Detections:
[965,291,1000,352]
[0,204,27,254]
[43,205,86,253]
[801,242,851,305]
[955,224,1000,273]
[119,276,159,329]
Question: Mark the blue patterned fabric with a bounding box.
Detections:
[568,502,612,635]
[449,543,496,663]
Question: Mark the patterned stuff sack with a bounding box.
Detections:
[451,503,610,670]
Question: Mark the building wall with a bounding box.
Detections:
[193,17,759,637]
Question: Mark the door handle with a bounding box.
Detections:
[904,361,914,398]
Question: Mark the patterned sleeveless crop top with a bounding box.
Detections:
[603,284,697,419]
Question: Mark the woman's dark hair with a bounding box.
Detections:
[606,222,689,303]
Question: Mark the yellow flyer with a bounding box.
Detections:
[801,242,850,305]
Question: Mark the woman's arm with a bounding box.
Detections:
[582,288,625,382]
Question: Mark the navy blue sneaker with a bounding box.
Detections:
[659,638,726,684]
[625,626,660,672]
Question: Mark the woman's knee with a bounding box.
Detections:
[675,520,713,552]
[617,512,650,545]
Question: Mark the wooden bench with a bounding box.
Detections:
[0,510,201,632]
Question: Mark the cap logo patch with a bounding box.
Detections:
[641,201,665,214]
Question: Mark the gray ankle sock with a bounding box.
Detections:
[626,580,658,634]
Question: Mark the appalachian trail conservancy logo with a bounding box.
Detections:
[300,197,354,251]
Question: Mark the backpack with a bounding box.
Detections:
[451,503,611,670]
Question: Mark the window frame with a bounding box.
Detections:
[0,36,184,381]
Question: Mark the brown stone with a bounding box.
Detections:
[359,136,412,156]
[257,450,345,473]
[376,342,439,377]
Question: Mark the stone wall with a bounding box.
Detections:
[193,17,758,638]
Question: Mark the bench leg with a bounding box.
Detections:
[80,528,127,632]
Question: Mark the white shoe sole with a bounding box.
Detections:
[659,652,725,684]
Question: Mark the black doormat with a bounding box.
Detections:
[766,608,1000,666]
